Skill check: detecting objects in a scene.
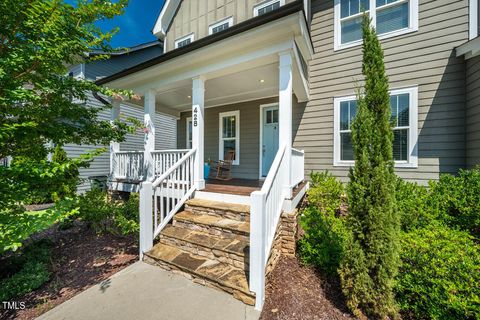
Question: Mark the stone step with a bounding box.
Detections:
[173,211,250,241]
[159,225,249,270]
[144,243,254,305]
[185,199,250,222]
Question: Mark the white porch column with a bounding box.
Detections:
[192,76,205,190]
[144,89,156,180]
[110,99,121,177]
[279,51,293,198]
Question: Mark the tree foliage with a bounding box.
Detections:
[0,0,135,253]
[0,0,133,160]
[339,14,400,319]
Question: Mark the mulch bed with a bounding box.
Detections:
[0,221,138,320]
[261,256,354,320]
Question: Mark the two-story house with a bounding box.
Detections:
[96,0,480,311]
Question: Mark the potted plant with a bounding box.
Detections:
[204,158,212,179]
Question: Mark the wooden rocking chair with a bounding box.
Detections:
[209,150,235,181]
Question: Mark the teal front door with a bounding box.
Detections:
[262,106,279,177]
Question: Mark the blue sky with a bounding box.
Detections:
[96,0,165,48]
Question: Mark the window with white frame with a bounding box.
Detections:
[219,111,240,165]
[175,33,194,49]
[254,0,284,17]
[209,17,233,35]
[334,86,418,167]
[334,0,418,50]
[186,117,192,149]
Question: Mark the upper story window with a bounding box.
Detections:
[334,0,418,50]
[209,17,234,35]
[254,0,284,17]
[333,86,418,167]
[175,33,194,49]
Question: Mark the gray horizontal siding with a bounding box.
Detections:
[466,55,480,168]
[64,95,177,193]
[296,0,469,185]
[178,96,306,180]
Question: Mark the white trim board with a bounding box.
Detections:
[470,0,479,40]
[194,191,251,206]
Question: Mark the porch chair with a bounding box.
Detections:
[209,150,235,181]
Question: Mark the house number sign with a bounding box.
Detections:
[193,107,198,127]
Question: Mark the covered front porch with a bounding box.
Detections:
[100,6,312,310]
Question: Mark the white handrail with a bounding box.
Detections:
[139,148,197,258]
[152,149,196,188]
[112,151,144,180]
[152,149,190,177]
[249,143,287,310]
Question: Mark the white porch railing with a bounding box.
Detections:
[152,149,190,176]
[113,151,145,180]
[139,149,197,257]
[291,148,305,187]
[249,144,287,310]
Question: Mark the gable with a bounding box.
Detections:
[153,0,182,39]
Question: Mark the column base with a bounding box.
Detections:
[195,179,206,190]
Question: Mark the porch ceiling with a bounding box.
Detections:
[155,63,279,111]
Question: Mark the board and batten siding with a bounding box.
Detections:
[296,0,469,184]
[466,54,480,168]
[165,0,296,52]
[177,96,305,179]
[64,95,177,192]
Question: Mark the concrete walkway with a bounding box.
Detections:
[38,262,260,320]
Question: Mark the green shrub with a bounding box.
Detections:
[0,240,52,300]
[76,190,139,235]
[428,169,480,237]
[300,171,349,275]
[395,178,433,231]
[299,206,351,275]
[396,225,480,320]
[308,171,344,211]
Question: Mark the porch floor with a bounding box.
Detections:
[204,179,263,196]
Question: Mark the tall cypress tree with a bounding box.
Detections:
[339,14,400,319]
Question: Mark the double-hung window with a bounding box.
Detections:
[334,0,418,50]
[334,86,418,167]
[209,17,233,35]
[254,0,284,17]
[219,111,240,165]
[175,33,194,49]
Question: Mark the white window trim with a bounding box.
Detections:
[253,0,285,17]
[334,0,419,51]
[208,16,234,35]
[333,86,418,168]
[219,110,240,165]
[470,0,479,40]
[186,117,192,149]
[174,33,194,49]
